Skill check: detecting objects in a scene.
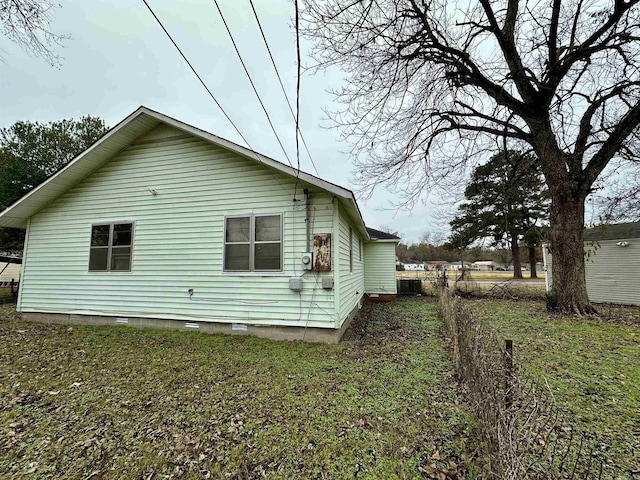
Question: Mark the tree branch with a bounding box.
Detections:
[582,99,640,190]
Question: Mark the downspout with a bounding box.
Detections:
[304,188,311,251]
[333,198,341,328]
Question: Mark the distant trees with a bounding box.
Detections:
[448,150,548,278]
[0,116,108,252]
[396,230,474,264]
[397,238,509,267]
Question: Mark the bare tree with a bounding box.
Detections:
[421,230,447,246]
[302,0,640,314]
[597,165,640,221]
[1,0,68,66]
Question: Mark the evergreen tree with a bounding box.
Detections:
[448,150,548,278]
[0,116,108,253]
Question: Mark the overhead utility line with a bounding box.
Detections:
[213,0,295,170]
[141,0,291,195]
[248,0,321,178]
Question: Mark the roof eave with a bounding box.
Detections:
[0,106,370,235]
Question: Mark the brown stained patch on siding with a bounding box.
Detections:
[314,234,331,271]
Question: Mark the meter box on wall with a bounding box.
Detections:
[301,252,313,271]
[313,234,331,271]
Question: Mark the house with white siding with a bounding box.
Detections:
[473,260,499,271]
[0,107,399,342]
[543,222,640,306]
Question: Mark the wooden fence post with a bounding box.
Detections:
[504,339,514,409]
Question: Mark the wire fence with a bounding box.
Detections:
[439,291,612,479]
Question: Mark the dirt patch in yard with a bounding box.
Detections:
[343,298,428,345]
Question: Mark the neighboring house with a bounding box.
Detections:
[543,222,640,306]
[424,260,450,271]
[364,228,400,301]
[0,107,400,342]
[473,260,498,271]
[403,263,425,271]
[448,261,475,271]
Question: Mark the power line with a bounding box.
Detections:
[248,0,321,179]
[213,0,295,170]
[141,0,291,196]
[294,0,301,197]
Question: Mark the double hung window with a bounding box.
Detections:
[89,223,133,272]
[224,214,282,272]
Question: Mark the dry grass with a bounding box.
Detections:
[467,299,640,478]
[0,300,480,479]
[439,293,629,479]
[397,270,546,282]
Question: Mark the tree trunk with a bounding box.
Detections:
[528,245,537,278]
[510,235,523,279]
[548,190,595,314]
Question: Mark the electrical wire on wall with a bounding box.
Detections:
[143,0,335,331]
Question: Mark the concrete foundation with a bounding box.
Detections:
[21,301,361,344]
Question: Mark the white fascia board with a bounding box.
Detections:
[0,106,370,237]
[0,106,157,228]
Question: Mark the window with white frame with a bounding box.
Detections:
[224,214,282,271]
[89,223,133,272]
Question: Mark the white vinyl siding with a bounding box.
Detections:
[337,206,365,325]
[349,227,353,272]
[544,239,640,306]
[585,239,640,306]
[19,125,337,328]
[364,242,397,294]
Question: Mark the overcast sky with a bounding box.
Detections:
[0,0,448,243]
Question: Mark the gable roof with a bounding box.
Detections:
[366,227,400,242]
[584,222,640,241]
[0,106,369,237]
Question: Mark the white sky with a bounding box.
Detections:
[0,0,446,243]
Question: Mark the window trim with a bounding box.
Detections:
[223,213,283,273]
[88,221,135,273]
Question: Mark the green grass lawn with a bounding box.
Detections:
[467,299,640,476]
[0,287,16,303]
[0,299,478,479]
